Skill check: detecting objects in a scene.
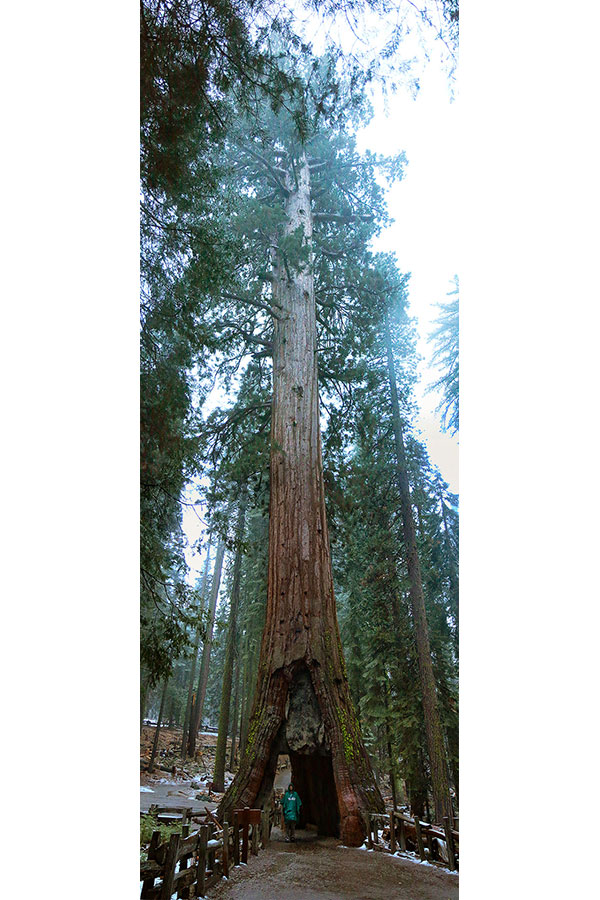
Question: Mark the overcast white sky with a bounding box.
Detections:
[356,53,459,494]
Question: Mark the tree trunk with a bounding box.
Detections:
[213,499,247,791]
[218,155,383,845]
[239,629,254,755]
[140,675,149,736]
[148,677,169,773]
[188,538,226,757]
[382,681,398,810]
[182,538,212,757]
[384,313,454,825]
[229,657,241,771]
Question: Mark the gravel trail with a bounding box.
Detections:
[208,826,458,900]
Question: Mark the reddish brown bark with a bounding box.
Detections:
[218,155,383,845]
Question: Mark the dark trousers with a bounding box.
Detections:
[285,819,296,841]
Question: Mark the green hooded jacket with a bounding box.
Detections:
[282,788,302,822]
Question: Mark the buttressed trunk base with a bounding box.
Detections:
[219,662,381,845]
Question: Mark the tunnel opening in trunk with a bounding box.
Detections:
[289,750,339,836]
[253,666,340,837]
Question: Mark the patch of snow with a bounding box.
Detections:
[140,786,155,793]
[391,851,459,876]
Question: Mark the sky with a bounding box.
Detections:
[356,56,459,495]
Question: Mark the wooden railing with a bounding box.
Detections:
[367,810,459,872]
[142,805,204,826]
[140,808,271,899]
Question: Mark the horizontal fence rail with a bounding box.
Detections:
[366,810,459,872]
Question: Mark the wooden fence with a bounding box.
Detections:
[367,810,459,872]
[140,807,271,899]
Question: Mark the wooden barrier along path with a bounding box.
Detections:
[140,807,271,899]
[367,810,459,872]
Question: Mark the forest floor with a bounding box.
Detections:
[140,725,290,814]
[141,728,458,899]
[208,825,458,900]
[140,725,230,814]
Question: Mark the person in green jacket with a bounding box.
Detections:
[282,783,302,842]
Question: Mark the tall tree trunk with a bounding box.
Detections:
[188,538,226,757]
[148,677,169,773]
[229,656,241,771]
[213,499,247,791]
[384,314,454,824]
[218,155,383,845]
[239,631,251,754]
[140,676,149,736]
[382,681,398,811]
[182,538,212,757]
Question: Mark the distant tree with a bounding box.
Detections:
[429,276,459,435]
[213,494,248,791]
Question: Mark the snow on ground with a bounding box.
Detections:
[342,842,458,875]
[140,786,155,793]
[390,851,459,876]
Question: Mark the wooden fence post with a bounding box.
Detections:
[398,816,407,852]
[160,833,180,900]
[443,816,457,871]
[207,824,216,874]
[389,812,396,853]
[367,813,373,849]
[141,830,161,898]
[241,809,249,864]
[221,821,229,878]
[196,825,208,898]
[425,827,436,861]
[413,816,426,862]
[178,824,190,900]
[261,810,270,848]
[233,812,240,867]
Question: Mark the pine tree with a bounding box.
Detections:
[429,276,459,435]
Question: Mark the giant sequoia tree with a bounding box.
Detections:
[140,0,460,837]
[215,56,406,845]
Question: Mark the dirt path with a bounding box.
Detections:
[208,826,458,900]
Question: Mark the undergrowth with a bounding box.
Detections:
[140,814,183,860]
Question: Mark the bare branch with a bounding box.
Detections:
[221,291,283,319]
[243,146,290,196]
